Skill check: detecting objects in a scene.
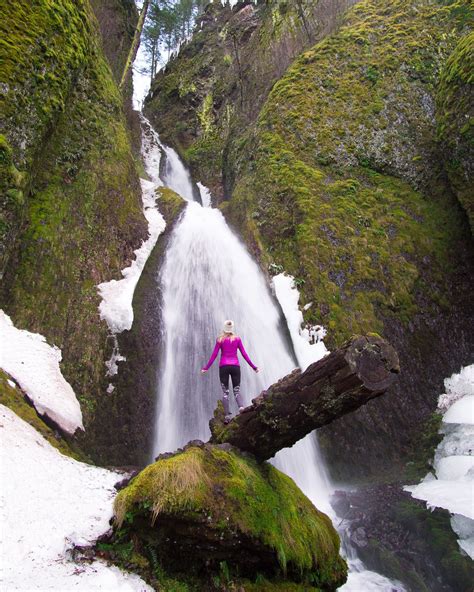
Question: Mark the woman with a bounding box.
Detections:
[201,320,259,422]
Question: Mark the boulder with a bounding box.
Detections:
[113,442,348,589]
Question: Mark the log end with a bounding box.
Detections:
[346,333,400,392]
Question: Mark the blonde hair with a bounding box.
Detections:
[218,332,237,342]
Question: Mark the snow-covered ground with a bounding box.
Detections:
[405,364,474,559]
[0,405,152,591]
[0,311,83,435]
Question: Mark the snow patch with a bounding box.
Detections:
[438,364,474,412]
[404,479,473,519]
[98,117,166,335]
[105,335,126,377]
[272,273,329,371]
[0,405,152,591]
[98,178,165,334]
[0,311,83,435]
[443,395,474,425]
[404,363,474,558]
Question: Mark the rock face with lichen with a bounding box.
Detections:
[110,443,348,590]
[0,0,145,459]
[144,0,474,481]
[144,0,358,199]
[435,30,474,232]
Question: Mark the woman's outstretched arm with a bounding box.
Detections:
[238,339,258,371]
[202,340,220,371]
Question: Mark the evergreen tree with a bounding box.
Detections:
[142,0,206,81]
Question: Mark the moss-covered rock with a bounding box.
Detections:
[0,0,146,461]
[89,0,138,83]
[90,187,186,466]
[0,135,26,271]
[144,0,357,198]
[228,0,472,345]
[436,30,474,233]
[112,443,347,589]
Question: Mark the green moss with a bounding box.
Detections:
[226,0,471,347]
[0,370,87,461]
[0,134,26,269]
[404,412,443,482]
[393,500,474,591]
[0,0,90,167]
[436,30,474,232]
[359,539,429,592]
[156,186,186,221]
[0,0,145,447]
[114,445,347,587]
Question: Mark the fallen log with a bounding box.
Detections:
[209,333,399,460]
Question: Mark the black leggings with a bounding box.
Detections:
[219,365,241,389]
[219,365,243,414]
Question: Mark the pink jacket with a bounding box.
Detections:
[202,336,257,371]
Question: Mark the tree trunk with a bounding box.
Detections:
[119,0,150,92]
[209,334,400,461]
[150,40,156,85]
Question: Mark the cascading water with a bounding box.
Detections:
[147,120,406,591]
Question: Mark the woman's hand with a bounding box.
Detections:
[201,369,207,374]
[254,367,260,373]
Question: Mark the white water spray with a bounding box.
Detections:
[148,123,406,590]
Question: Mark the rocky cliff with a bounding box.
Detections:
[144,0,359,199]
[143,0,474,481]
[0,0,145,453]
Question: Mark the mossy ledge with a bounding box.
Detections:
[0,0,146,460]
[108,443,347,590]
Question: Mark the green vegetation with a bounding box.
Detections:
[0,370,87,461]
[0,0,145,444]
[392,500,474,591]
[225,0,472,347]
[436,30,474,232]
[0,135,25,269]
[113,444,347,588]
[0,0,89,167]
[156,186,186,220]
[143,0,208,83]
[403,412,443,482]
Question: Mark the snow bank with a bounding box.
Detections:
[98,118,166,335]
[405,478,473,519]
[443,395,474,425]
[0,405,152,591]
[98,178,165,334]
[438,364,474,412]
[272,273,329,371]
[404,364,474,559]
[0,310,83,435]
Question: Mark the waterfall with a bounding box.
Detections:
[146,120,406,591]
